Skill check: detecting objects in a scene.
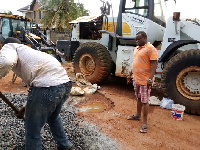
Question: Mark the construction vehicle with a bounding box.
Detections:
[62,0,200,115]
[0,14,36,48]
[0,13,68,62]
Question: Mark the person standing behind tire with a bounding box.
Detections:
[127,31,158,133]
[0,37,73,150]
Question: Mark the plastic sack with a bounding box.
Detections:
[70,87,84,96]
[149,96,161,105]
[160,97,174,110]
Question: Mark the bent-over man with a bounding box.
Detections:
[0,37,73,150]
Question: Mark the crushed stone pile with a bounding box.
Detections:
[0,93,117,150]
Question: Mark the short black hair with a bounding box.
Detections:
[3,37,21,45]
[136,31,147,38]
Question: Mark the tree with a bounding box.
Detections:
[40,0,89,32]
[7,11,13,15]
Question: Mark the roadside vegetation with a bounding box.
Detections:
[40,0,89,32]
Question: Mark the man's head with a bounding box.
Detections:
[3,37,21,46]
[136,31,147,47]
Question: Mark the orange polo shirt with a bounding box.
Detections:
[132,42,158,85]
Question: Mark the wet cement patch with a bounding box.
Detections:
[68,91,115,113]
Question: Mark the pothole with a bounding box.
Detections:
[79,101,107,113]
[69,91,115,113]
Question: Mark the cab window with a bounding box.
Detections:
[1,18,11,39]
[125,0,149,17]
[154,0,165,22]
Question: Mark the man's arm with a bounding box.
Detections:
[147,60,158,88]
[149,60,158,79]
[0,44,18,79]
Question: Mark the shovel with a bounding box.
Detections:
[0,91,24,120]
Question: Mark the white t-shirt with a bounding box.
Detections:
[0,43,70,87]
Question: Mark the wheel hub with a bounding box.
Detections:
[176,66,200,100]
[79,54,95,75]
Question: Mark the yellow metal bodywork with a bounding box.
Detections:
[27,33,41,40]
[0,14,32,22]
[102,22,131,36]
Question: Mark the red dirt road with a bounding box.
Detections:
[0,64,200,150]
[83,76,200,150]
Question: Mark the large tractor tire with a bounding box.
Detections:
[73,42,112,84]
[161,49,200,115]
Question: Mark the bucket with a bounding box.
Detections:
[171,104,185,120]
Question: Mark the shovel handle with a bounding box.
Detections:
[0,91,19,114]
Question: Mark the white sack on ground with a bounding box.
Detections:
[70,87,84,96]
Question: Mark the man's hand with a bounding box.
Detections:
[127,71,132,84]
[127,76,132,84]
[15,106,25,120]
[147,79,153,89]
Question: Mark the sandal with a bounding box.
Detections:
[127,115,140,120]
[140,124,147,133]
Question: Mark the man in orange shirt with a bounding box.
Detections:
[127,31,158,133]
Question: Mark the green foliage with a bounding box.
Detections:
[40,0,89,32]
[7,11,13,15]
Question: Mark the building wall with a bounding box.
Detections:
[25,12,32,19]
[32,2,41,24]
[50,31,70,44]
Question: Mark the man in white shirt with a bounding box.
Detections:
[0,37,73,150]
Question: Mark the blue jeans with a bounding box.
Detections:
[25,81,72,150]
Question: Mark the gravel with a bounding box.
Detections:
[0,93,117,150]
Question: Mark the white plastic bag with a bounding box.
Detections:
[160,97,174,110]
[149,96,161,105]
[70,87,84,96]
